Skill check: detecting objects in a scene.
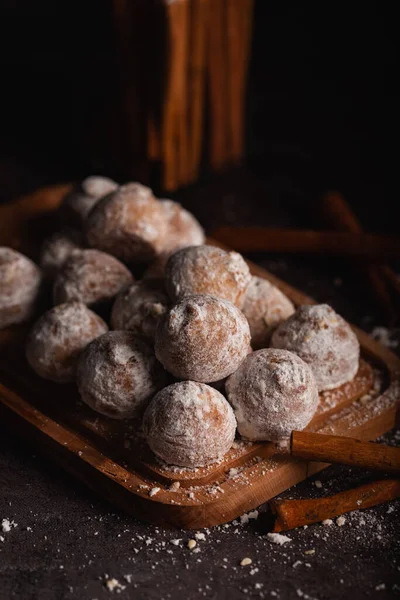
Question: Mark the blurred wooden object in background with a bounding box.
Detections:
[112,0,254,192]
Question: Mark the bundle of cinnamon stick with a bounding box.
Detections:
[161,0,254,190]
[113,0,254,191]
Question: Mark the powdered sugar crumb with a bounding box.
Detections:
[267,533,292,545]
[1,519,17,533]
[105,577,126,593]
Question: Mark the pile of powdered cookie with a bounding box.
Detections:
[0,177,360,468]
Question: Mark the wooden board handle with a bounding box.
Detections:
[291,431,400,475]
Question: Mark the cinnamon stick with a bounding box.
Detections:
[226,0,242,163]
[291,431,400,475]
[237,0,254,160]
[264,479,400,532]
[321,191,398,322]
[207,0,229,170]
[176,0,190,186]
[189,0,207,181]
[162,0,180,191]
[211,226,400,260]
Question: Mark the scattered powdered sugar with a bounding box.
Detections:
[1,520,11,533]
[104,577,126,593]
[168,481,180,491]
[240,510,259,525]
[170,539,181,546]
[228,467,240,478]
[266,533,292,545]
[375,583,386,591]
[7,473,394,596]
[1,519,17,533]
[296,589,319,600]
[316,360,373,415]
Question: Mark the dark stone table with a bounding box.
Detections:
[1,171,399,599]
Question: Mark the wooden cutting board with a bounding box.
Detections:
[0,185,399,529]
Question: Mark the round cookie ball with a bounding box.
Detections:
[155,294,251,382]
[77,331,166,419]
[165,245,251,308]
[0,247,42,329]
[81,175,118,199]
[85,183,168,263]
[60,176,118,227]
[226,348,319,441]
[271,304,360,391]
[158,199,205,256]
[40,228,83,277]
[26,302,108,382]
[143,381,237,467]
[111,279,169,341]
[53,249,133,308]
[242,276,295,349]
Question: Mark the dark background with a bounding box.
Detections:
[0,2,399,599]
[0,1,396,233]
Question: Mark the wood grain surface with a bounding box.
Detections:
[0,185,399,529]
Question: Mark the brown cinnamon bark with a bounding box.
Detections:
[162,1,181,191]
[211,226,400,260]
[189,0,208,181]
[265,479,400,532]
[208,0,229,170]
